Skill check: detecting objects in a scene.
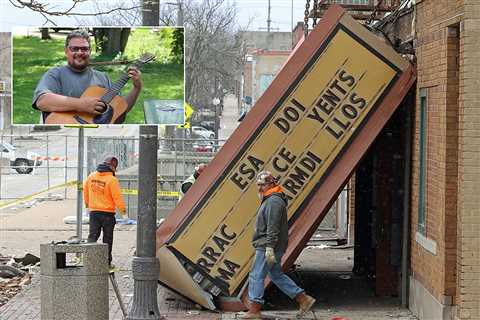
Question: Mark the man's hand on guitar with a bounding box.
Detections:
[127,67,143,90]
[79,96,107,115]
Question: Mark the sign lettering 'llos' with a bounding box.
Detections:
[167,24,402,296]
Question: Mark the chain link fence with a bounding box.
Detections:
[0,133,220,219]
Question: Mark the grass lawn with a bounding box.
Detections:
[12,28,184,124]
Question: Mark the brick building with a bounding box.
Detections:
[408,1,479,319]
[346,1,479,319]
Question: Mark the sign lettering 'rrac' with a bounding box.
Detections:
[156,5,414,310]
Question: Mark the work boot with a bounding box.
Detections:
[296,292,316,315]
[240,301,262,319]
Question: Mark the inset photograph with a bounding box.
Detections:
[12,27,184,125]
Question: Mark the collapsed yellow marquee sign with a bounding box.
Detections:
[168,25,400,297]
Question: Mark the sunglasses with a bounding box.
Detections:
[68,46,91,53]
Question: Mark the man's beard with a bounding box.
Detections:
[70,55,89,71]
[257,192,263,200]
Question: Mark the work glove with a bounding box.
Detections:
[265,247,276,267]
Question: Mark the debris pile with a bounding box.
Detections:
[0,253,39,307]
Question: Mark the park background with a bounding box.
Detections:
[11,27,184,124]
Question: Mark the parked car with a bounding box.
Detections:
[0,142,42,174]
[200,120,215,131]
[191,126,215,139]
[192,137,215,153]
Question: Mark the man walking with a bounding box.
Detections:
[84,156,126,269]
[242,171,316,319]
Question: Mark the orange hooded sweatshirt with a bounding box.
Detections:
[83,167,126,214]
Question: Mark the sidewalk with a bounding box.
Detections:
[0,194,417,320]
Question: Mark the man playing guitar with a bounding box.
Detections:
[32,29,142,124]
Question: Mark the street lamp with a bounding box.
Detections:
[213,97,220,140]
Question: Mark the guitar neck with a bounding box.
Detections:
[101,73,130,104]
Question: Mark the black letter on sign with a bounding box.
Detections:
[230,173,248,190]
[196,258,214,273]
[284,106,299,122]
[247,155,264,172]
[202,246,220,263]
[217,259,240,281]
[220,224,237,240]
[339,70,355,87]
[274,118,290,134]
[350,92,366,109]
[239,163,256,180]
[213,235,230,252]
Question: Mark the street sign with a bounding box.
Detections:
[177,102,194,129]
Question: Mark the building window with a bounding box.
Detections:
[418,88,428,235]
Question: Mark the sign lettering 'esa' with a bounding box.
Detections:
[156,6,414,310]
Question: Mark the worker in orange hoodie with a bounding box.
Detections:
[84,156,126,268]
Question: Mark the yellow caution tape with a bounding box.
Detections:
[121,189,179,197]
[0,180,78,209]
[64,124,99,128]
[0,182,178,210]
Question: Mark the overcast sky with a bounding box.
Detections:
[0,0,307,32]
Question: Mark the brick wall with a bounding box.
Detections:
[412,0,463,306]
[455,0,480,318]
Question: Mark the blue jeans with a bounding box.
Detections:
[248,248,304,304]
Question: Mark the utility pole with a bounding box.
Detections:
[177,0,184,26]
[127,125,162,320]
[267,0,272,32]
[76,127,84,240]
[291,0,294,47]
[259,0,278,33]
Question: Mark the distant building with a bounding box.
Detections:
[238,31,293,115]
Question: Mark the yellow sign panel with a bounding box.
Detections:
[169,26,400,295]
[177,102,194,128]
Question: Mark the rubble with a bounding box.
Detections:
[0,253,38,307]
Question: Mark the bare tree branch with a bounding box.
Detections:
[9,0,143,24]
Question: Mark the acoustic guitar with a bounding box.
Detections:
[45,53,155,124]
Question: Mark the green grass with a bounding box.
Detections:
[12,28,184,124]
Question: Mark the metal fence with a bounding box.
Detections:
[0,133,219,219]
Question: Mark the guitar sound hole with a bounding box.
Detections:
[93,104,114,124]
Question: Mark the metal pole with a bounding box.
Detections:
[64,135,68,199]
[127,125,161,320]
[291,0,294,47]
[401,100,412,308]
[267,0,272,32]
[76,128,85,240]
[46,134,50,191]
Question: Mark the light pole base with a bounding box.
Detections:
[126,257,163,320]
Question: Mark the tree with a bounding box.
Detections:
[142,0,160,26]
[183,0,244,109]
[8,0,143,25]
[40,28,51,40]
[93,28,131,57]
